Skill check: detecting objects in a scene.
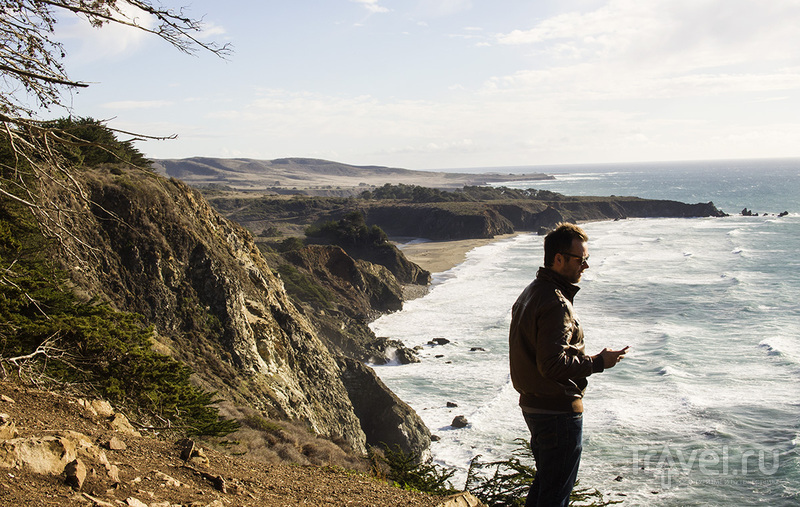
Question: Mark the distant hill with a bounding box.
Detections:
[151,157,553,195]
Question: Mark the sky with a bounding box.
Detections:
[51,0,800,171]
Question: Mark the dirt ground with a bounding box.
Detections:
[0,378,451,507]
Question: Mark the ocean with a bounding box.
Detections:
[369,158,800,506]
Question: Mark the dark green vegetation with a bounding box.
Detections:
[377,441,619,506]
[373,445,456,496]
[360,183,568,202]
[306,210,389,247]
[465,441,620,507]
[41,117,152,168]
[0,119,235,436]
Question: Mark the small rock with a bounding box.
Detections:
[124,497,148,507]
[0,413,18,439]
[108,413,141,437]
[436,491,483,507]
[189,452,210,468]
[104,462,121,484]
[451,415,469,428]
[429,338,450,346]
[0,395,14,404]
[155,470,183,488]
[90,400,115,418]
[430,435,441,442]
[446,402,458,408]
[105,437,127,451]
[469,347,486,352]
[178,439,209,467]
[200,471,226,492]
[65,459,87,490]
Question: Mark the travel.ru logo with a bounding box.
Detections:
[625,444,781,489]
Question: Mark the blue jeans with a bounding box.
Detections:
[523,411,583,507]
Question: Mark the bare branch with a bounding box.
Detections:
[0,63,89,88]
[2,332,69,379]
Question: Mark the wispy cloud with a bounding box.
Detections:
[351,0,389,14]
[495,0,800,73]
[57,3,155,62]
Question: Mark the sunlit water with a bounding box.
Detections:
[370,159,800,506]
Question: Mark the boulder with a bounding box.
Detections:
[0,436,77,474]
[451,415,469,428]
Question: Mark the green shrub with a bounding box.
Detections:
[465,439,621,506]
[305,211,388,247]
[42,117,151,168]
[371,445,456,496]
[0,208,237,437]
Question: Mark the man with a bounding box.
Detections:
[509,222,628,507]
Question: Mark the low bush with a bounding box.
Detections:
[465,440,621,506]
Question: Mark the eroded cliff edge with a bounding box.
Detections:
[51,167,430,458]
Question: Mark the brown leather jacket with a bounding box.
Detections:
[509,268,604,413]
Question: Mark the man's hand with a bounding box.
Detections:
[599,346,629,369]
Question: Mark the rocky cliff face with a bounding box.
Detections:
[357,199,727,241]
[50,167,429,457]
[363,203,515,240]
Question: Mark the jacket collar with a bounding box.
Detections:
[536,267,580,302]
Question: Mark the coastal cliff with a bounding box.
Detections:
[212,193,726,243]
[360,199,726,240]
[46,167,430,458]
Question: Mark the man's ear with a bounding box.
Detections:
[553,252,564,269]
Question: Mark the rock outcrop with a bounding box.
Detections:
[359,199,727,241]
[363,203,515,240]
[337,357,431,459]
[283,245,405,317]
[49,167,429,457]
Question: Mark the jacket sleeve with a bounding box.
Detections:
[535,298,597,381]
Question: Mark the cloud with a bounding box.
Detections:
[57,3,156,62]
[351,0,389,14]
[495,0,800,73]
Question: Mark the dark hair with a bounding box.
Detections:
[544,222,588,267]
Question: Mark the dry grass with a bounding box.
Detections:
[209,403,371,472]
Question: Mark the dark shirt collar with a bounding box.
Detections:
[536,267,580,302]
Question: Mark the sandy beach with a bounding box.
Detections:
[394,233,522,274]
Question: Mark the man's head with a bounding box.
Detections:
[544,222,589,283]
